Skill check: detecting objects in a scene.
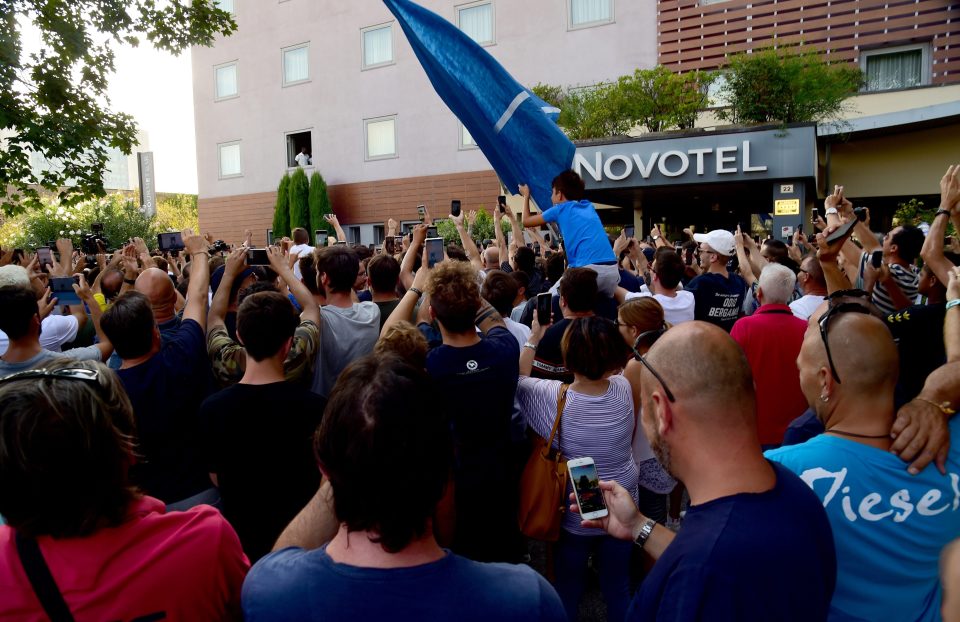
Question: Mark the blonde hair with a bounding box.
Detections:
[375,321,429,369]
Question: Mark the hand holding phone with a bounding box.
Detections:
[624,225,635,239]
[417,205,426,223]
[536,292,552,327]
[425,237,444,268]
[568,458,608,520]
[50,275,82,306]
[246,248,270,265]
[450,200,462,218]
[497,195,507,214]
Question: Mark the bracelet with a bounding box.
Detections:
[824,207,839,216]
[634,518,657,550]
[936,209,951,218]
[192,252,209,258]
[408,287,423,299]
[947,299,960,311]
[915,397,957,416]
[522,342,538,351]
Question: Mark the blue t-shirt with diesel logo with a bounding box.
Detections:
[766,416,960,622]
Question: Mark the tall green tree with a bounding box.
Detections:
[716,45,863,125]
[308,171,332,234]
[288,168,310,231]
[272,174,291,239]
[0,1,236,215]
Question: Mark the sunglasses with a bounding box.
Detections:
[0,367,102,388]
[818,289,873,384]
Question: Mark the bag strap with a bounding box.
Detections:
[545,383,570,448]
[14,532,75,622]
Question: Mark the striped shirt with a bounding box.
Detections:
[859,252,919,316]
[517,375,638,535]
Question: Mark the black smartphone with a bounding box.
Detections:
[498,195,507,214]
[426,225,438,239]
[811,207,821,222]
[315,229,328,247]
[395,235,404,246]
[157,232,185,252]
[871,249,883,269]
[417,204,426,223]
[91,222,104,233]
[50,275,81,306]
[824,216,860,245]
[246,248,269,265]
[797,223,803,234]
[536,292,552,326]
[267,229,275,246]
[533,242,541,255]
[624,225,635,239]
[426,237,444,268]
[37,247,53,269]
[855,207,868,222]
[451,200,462,218]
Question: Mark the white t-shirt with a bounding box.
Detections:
[295,152,311,167]
[503,317,531,348]
[790,294,825,320]
[288,244,315,281]
[0,314,79,356]
[625,290,695,326]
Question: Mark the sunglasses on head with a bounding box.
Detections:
[818,289,874,384]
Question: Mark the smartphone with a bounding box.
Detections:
[568,457,608,520]
[797,223,803,234]
[246,248,269,265]
[533,242,541,255]
[624,225,635,239]
[50,275,81,306]
[426,225,438,239]
[335,240,347,246]
[536,292,552,326]
[91,222,104,233]
[426,237,444,268]
[451,200,462,218]
[417,204,426,223]
[497,195,507,214]
[37,247,53,269]
[395,235,404,246]
[871,249,883,269]
[855,207,868,222]
[515,212,523,226]
[157,232,185,252]
[824,215,860,245]
[267,229,275,246]
[315,229,328,247]
[811,207,821,222]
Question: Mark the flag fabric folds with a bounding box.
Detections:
[382,0,575,214]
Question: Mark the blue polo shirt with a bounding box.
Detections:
[541,200,615,267]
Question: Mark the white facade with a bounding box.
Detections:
[191,0,657,200]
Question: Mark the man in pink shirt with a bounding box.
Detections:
[731,263,809,448]
[0,359,249,621]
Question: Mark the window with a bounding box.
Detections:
[569,0,613,28]
[282,43,309,86]
[365,116,397,160]
[457,2,494,46]
[707,73,729,108]
[459,122,478,149]
[362,23,394,69]
[348,226,361,244]
[214,61,238,100]
[215,0,234,14]
[286,130,313,168]
[862,44,930,92]
[373,225,385,244]
[218,141,242,178]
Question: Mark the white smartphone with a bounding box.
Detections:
[568,457,608,520]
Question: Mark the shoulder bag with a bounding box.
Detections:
[517,383,570,542]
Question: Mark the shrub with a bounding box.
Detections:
[288,168,310,231]
[309,171,332,234]
[272,174,291,239]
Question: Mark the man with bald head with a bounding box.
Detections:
[767,309,960,622]
[136,267,185,339]
[482,246,500,274]
[790,253,827,320]
[576,321,836,621]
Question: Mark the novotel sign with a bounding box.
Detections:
[573,126,817,190]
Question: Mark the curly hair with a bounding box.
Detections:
[374,321,428,369]
[426,261,480,333]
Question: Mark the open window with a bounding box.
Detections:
[286,130,313,168]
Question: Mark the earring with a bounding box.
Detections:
[820,394,829,403]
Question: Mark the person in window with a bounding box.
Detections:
[294,147,311,167]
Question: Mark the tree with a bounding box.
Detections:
[435,208,510,246]
[288,168,310,231]
[716,45,863,125]
[272,174,291,239]
[308,171,332,234]
[0,1,236,215]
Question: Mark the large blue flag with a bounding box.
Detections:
[383,0,575,214]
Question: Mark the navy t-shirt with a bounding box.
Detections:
[241,546,566,621]
[685,272,748,332]
[629,462,836,622]
[117,319,213,504]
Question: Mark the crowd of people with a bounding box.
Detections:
[0,164,959,621]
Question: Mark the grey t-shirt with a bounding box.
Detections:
[0,345,102,376]
[310,302,380,398]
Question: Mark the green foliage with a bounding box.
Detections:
[716,45,863,125]
[272,174,291,238]
[0,1,236,215]
[533,82,632,140]
[288,168,310,231]
[435,208,511,246]
[0,193,199,250]
[894,198,957,236]
[308,171,332,233]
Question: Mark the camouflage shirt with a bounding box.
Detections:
[207,319,320,388]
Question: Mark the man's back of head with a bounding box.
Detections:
[551,169,585,201]
[483,247,500,270]
[758,263,796,306]
[136,267,178,320]
[427,261,481,334]
[480,270,518,316]
[292,228,309,246]
[513,246,536,274]
[314,245,360,295]
[101,291,157,360]
[315,354,452,553]
[367,254,400,296]
[0,286,38,341]
[237,291,300,362]
[559,267,598,313]
[101,269,125,302]
[0,265,29,289]
[653,250,684,290]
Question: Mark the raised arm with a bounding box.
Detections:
[816,225,854,294]
[399,224,428,289]
[268,245,320,326]
[324,213,348,244]
[381,256,430,338]
[947,266,960,363]
[74,274,113,360]
[183,233,211,329]
[734,227,757,288]
[452,212,483,271]
[921,165,960,287]
[519,312,548,376]
[475,297,507,335]
[519,184,546,228]
[493,208,508,268]
[209,248,245,332]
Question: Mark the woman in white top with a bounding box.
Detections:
[518,316,635,622]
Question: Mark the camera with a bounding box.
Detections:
[208,240,230,254]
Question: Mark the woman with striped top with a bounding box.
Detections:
[518,316,636,622]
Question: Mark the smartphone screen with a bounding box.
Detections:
[315,230,328,247]
[426,237,444,268]
[50,276,81,306]
[37,247,53,267]
[246,248,269,265]
[426,225,438,239]
[417,204,426,223]
[498,195,506,213]
[157,232,184,252]
[624,225,635,239]
[267,229,275,246]
[536,292,552,326]
[568,459,608,519]
[451,200,462,217]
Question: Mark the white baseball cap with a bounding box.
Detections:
[693,230,736,257]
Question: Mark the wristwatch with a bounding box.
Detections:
[824,207,839,216]
[633,518,657,550]
[409,287,423,299]
[522,342,538,351]
[652,235,660,241]
[936,209,951,218]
